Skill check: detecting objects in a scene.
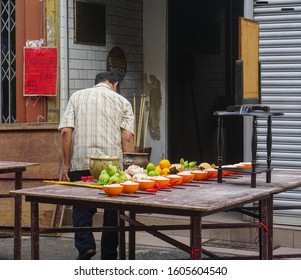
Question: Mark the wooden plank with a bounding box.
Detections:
[0,125,61,180]
[238,17,259,100]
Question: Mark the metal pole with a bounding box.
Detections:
[0,2,3,122]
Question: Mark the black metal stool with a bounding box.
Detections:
[213,105,284,188]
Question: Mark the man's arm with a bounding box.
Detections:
[60,127,73,181]
[121,128,134,152]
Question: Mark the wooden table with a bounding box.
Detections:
[11,170,301,260]
[0,161,38,259]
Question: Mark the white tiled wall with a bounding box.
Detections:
[66,0,143,104]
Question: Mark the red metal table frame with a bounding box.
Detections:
[12,170,301,260]
[0,161,38,259]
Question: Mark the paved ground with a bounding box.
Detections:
[1,233,301,260]
[0,235,190,260]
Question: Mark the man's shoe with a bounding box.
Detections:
[77,249,96,260]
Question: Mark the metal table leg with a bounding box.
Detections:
[118,210,126,260]
[217,115,224,183]
[31,202,40,260]
[128,211,136,260]
[190,215,202,260]
[14,171,23,260]
[266,116,272,183]
[258,196,273,259]
[267,195,274,259]
[251,116,258,188]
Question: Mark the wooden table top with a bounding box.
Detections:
[10,170,301,215]
[0,161,39,170]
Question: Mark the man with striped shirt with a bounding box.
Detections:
[59,71,134,260]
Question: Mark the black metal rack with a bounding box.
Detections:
[213,105,284,188]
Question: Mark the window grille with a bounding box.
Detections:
[0,0,16,123]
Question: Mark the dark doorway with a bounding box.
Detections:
[168,0,244,165]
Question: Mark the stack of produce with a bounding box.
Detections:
[98,165,129,185]
[97,157,218,185]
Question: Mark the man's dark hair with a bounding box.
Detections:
[94,71,121,85]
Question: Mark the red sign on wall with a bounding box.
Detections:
[24,47,58,96]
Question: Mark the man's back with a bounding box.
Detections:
[59,83,134,171]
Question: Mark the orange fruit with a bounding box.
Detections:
[161,167,170,175]
[159,159,171,169]
[155,165,162,172]
[200,162,211,169]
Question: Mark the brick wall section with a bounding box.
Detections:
[67,0,143,103]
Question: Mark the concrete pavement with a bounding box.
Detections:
[1,232,301,260]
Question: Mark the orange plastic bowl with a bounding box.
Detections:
[206,168,218,178]
[240,162,252,168]
[222,170,232,176]
[222,165,237,175]
[120,181,139,194]
[177,172,195,183]
[103,184,123,196]
[234,163,245,168]
[153,176,170,187]
[166,174,182,186]
[137,179,156,190]
[190,170,208,181]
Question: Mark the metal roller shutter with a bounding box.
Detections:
[254,0,301,225]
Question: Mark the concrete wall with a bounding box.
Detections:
[143,0,167,163]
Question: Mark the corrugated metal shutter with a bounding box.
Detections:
[254,0,301,226]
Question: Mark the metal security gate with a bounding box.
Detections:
[0,0,16,123]
[254,0,301,225]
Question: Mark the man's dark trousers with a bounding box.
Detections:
[70,170,118,259]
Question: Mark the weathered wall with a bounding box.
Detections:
[143,0,167,163]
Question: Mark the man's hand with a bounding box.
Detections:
[60,127,73,181]
[62,163,70,181]
[121,128,134,152]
